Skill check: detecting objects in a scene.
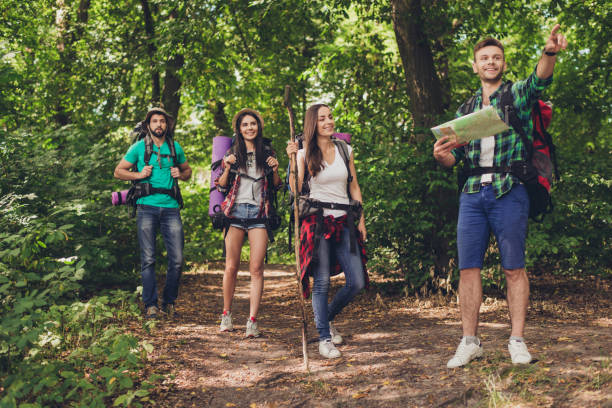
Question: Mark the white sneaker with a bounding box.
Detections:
[508,339,532,364]
[447,337,483,368]
[329,322,343,345]
[319,339,341,359]
[245,318,260,338]
[219,311,233,332]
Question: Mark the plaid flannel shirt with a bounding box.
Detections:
[452,66,553,198]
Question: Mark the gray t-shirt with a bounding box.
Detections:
[235,152,263,206]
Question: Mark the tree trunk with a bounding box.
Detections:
[140,0,160,103]
[209,100,232,136]
[54,0,91,126]
[162,54,184,120]
[390,0,447,129]
[390,0,456,291]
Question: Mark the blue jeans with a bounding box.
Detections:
[311,227,365,341]
[136,205,184,307]
[457,184,529,270]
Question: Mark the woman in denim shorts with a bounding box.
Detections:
[216,109,281,338]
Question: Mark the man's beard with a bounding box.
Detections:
[152,127,166,138]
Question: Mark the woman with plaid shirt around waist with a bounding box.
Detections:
[286,103,368,359]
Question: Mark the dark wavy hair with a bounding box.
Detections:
[303,103,330,177]
[234,112,265,172]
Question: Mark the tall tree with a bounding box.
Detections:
[390,0,448,130]
[390,0,457,288]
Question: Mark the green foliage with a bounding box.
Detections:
[0,1,609,404]
[0,0,609,309]
[0,127,160,407]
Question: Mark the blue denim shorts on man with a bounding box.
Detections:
[229,203,266,230]
[457,184,529,270]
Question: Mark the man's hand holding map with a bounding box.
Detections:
[431,105,510,144]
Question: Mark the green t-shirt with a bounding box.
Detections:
[124,139,186,208]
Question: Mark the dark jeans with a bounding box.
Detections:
[136,205,184,307]
[311,227,365,341]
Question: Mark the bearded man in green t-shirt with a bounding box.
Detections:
[114,107,192,319]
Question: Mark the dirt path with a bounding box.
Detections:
[142,265,611,407]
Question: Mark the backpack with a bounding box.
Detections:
[457,82,558,222]
[124,121,184,217]
[210,137,281,242]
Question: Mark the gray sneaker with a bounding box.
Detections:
[145,305,159,319]
[162,303,176,319]
[245,318,260,338]
[329,322,343,345]
[219,311,233,332]
[319,339,341,359]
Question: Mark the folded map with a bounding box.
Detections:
[431,105,510,144]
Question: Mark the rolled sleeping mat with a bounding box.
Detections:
[209,136,233,216]
[111,189,129,206]
[333,133,351,144]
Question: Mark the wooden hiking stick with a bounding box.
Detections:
[283,85,309,372]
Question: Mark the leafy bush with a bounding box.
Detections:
[0,128,161,407]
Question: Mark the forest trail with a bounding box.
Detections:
[139,264,611,407]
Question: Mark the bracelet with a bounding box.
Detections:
[544,50,557,56]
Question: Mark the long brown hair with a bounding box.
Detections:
[303,103,329,177]
[234,113,265,172]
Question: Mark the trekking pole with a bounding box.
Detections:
[283,85,309,372]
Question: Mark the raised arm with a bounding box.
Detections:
[536,24,568,79]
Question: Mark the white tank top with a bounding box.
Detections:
[298,144,353,218]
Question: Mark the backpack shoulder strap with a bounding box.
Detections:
[459,95,478,116]
[143,134,153,165]
[262,140,275,161]
[498,81,533,160]
[456,94,479,163]
[333,138,352,181]
[167,137,179,166]
[332,138,353,199]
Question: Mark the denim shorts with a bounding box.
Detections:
[229,203,266,230]
[457,184,529,270]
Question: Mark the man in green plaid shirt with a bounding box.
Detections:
[433,25,568,368]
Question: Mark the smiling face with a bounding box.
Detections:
[239,114,259,142]
[316,106,334,138]
[473,45,506,83]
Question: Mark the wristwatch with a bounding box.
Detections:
[544,50,557,56]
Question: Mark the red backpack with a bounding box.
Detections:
[531,100,557,192]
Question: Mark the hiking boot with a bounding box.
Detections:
[219,311,233,332]
[245,318,260,338]
[145,305,159,319]
[329,322,343,345]
[319,339,341,359]
[508,339,532,364]
[162,303,176,319]
[447,337,483,368]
